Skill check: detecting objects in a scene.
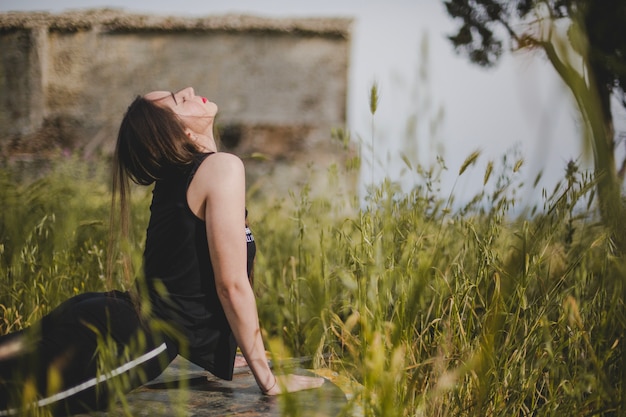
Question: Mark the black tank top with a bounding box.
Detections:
[141,152,256,380]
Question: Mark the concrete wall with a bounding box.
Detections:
[0,9,354,193]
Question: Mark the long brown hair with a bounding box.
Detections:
[107,95,200,291]
[115,95,199,186]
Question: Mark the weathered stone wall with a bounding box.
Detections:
[0,9,354,193]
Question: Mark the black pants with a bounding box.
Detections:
[0,291,178,416]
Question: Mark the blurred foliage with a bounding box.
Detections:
[445,0,626,255]
[0,148,623,416]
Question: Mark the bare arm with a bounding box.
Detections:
[193,153,323,394]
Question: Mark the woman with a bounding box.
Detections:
[0,87,323,415]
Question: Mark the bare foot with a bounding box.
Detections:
[0,337,23,360]
[234,354,248,368]
[264,374,325,395]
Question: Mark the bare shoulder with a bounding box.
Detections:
[196,152,244,178]
[188,153,245,217]
[193,152,245,192]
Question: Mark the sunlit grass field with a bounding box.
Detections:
[0,145,623,416]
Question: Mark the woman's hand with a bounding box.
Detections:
[262,374,325,395]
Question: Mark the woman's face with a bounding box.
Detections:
[144,87,218,135]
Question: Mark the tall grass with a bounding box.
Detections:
[0,143,623,416]
[0,157,155,338]
[250,146,623,416]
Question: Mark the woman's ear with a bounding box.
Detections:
[185,129,197,142]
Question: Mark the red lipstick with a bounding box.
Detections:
[202,97,207,103]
